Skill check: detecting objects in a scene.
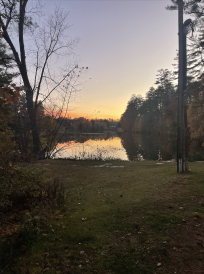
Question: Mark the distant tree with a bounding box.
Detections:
[120,94,143,131]
[121,69,175,133]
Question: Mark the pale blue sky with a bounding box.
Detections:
[42,0,180,119]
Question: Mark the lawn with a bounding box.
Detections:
[1,160,204,274]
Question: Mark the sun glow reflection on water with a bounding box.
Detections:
[53,137,128,160]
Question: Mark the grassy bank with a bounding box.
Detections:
[1,160,204,273]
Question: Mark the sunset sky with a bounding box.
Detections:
[43,0,182,120]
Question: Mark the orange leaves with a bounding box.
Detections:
[0,224,21,237]
[0,84,22,105]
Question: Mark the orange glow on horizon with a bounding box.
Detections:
[44,109,120,121]
[65,112,120,120]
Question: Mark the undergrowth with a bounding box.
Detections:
[0,159,68,271]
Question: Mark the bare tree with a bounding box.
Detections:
[0,0,85,154]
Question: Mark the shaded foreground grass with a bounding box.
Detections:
[2,160,204,273]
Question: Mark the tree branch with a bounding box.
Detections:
[38,67,76,106]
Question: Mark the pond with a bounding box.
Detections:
[53,135,128,160]
[52,131,178,161]
[52,131,204,161]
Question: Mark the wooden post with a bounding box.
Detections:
[183,27,189,172]
[177,0,184,173]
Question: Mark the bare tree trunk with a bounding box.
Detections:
[0,0,41,153]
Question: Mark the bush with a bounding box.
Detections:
[0,161,67,271]
[0,163,67,225]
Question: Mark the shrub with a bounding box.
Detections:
[0,162,67,271]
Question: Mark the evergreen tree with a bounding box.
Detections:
[0,39,17,87]
[0,38,20,159]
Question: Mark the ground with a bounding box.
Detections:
[1,160,204,274]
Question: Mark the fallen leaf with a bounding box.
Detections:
[43,234,47,236]
[79,265,82,268]
[43,268,49,272]
[157,263,162,267]
[80,251,85,255]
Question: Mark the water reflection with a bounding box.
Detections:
[53,131,178,161]
[54,130,204,161]
[120,132,177,161]
[53,133,128,160]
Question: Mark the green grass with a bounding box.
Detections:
[2,160,204,273]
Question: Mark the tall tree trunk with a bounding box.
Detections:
[26,89,41,153]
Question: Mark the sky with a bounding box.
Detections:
[42,0,180,120]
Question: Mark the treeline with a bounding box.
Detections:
[120,0,204,160]
[57,117,119,134]
[3,90,119,159]
[120,69,204,159]
[121,69,176,133]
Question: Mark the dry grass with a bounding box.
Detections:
[2,159,204,274]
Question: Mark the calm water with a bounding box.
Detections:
[53,135,128,160]
[53,131,204,161]
[52,132,177,161]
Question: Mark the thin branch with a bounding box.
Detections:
[38,67,76,106]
